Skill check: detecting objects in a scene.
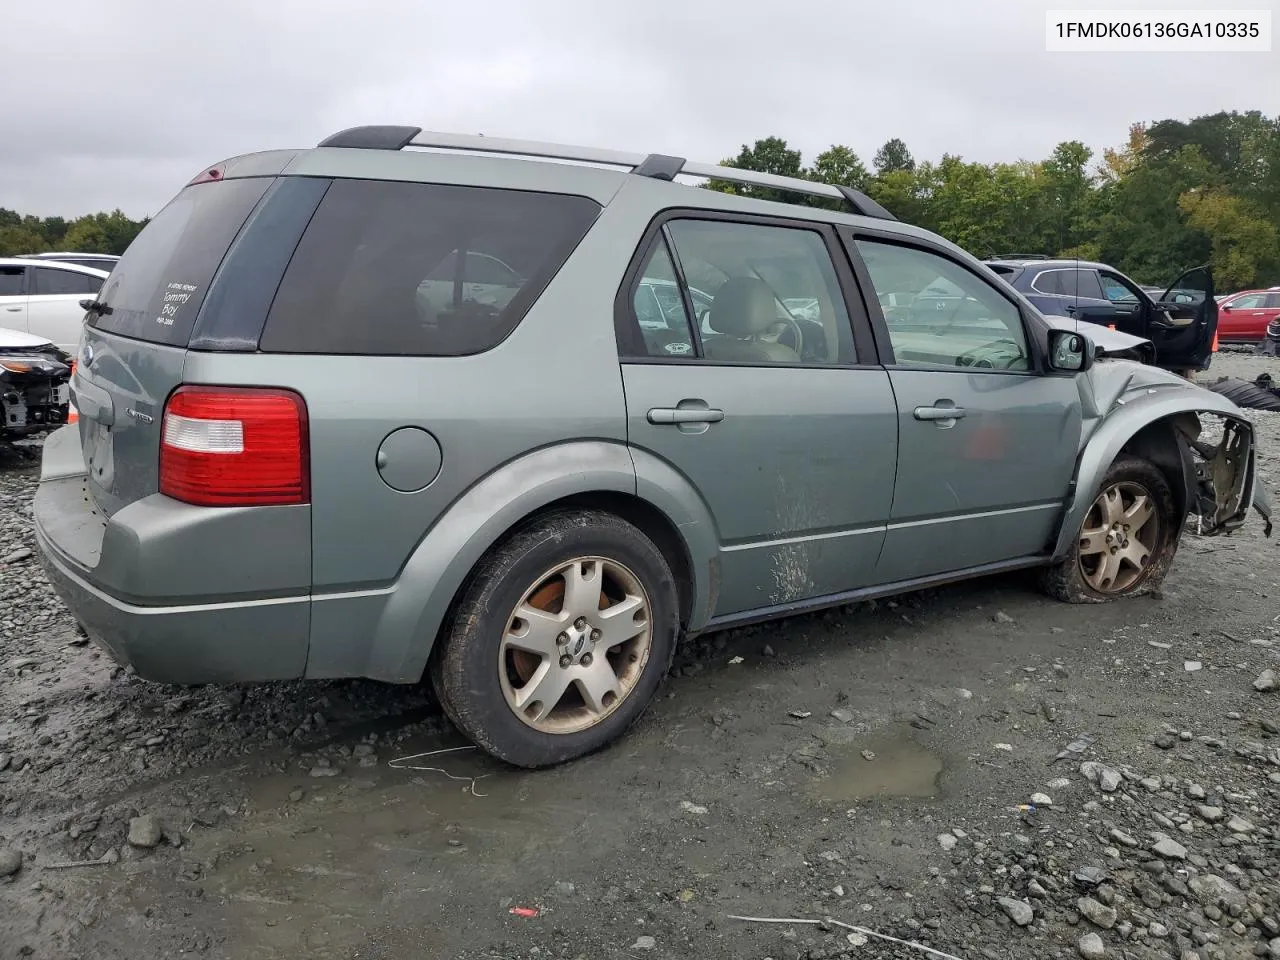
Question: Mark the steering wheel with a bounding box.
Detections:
[955,338,1025,370]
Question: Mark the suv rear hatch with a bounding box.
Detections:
[75,157,299,516]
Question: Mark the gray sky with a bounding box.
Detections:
[5,0,1278,218]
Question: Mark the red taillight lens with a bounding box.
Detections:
[160,386,309,507]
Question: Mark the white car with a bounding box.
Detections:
[0,257,108,352]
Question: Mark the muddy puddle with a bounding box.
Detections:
[810,733,943,803]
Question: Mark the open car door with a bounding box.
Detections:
[1152,265,1217,372]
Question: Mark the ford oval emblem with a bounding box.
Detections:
[81,343,94,367]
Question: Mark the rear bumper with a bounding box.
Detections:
[33,425,312,685]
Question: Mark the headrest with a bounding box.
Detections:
[709,277,777,337]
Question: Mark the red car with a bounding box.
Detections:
[1218,287,1280,343]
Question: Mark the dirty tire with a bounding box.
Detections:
[1043,456,1178,604]
[431,510,679,768]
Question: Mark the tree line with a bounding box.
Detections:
[0,209,147,259]
[708,109,1280,291]
[3,110,1277,290]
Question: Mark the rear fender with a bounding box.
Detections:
[1051,389,1259,560]
[361,441,717,683]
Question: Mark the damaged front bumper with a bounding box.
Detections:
[1,351,72,442]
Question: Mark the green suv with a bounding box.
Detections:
[33,126,1269,767]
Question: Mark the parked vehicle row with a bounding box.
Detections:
[29,128,1272,769]
[0,257,109,352]
[982,257,1218,374]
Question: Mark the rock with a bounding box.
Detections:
[1189,874,1247,909]
[309,766,341,778]
[938,834,957,852]
[1152,837,1187,860]
[1154,733,1177,750]
[788,710,812,719]
[1048,778,1071,790]
[1254,669,1278,692]
[830,709,854,724]
[0,753,9,772]
[1184,660,1203,672]
[998,896,1034,926]
[1074,865,1108,887]
[552,881,576,897]
[861,750,876,761]
[1269,938,1280,960]
[679,801,708,815]
[1196,805,1225,823]
[761,645,776,658]
[994,743,1013,752]
[993,610,1016,624]
[352,744,375,758]
[0,848,22,877]
[1078,932,1106,959]
[288,789,304,803]
[1030,793,1053,807]
[1078,896,1118,929]
[1148,922,1169,938]
[127,815,162,849]
[1226,816,1255,834]
[2,548,33,563]
[1109,828,1138,848]
[1187,784,1206,800]
[631,936,656,950]
[1099,769,1123,793]
[1139,777,1161,792]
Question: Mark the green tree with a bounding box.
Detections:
[707,136,807,203]
[1177,187,1280,290]
[873,138,914,174]
[60,219,111,253]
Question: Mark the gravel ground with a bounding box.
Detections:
[1,352,1278,960]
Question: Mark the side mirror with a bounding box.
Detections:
[1221,303,1233,311]
[1048,329,1092,373]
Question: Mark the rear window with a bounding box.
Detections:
[90,178,273,346]
[258,179,600,356]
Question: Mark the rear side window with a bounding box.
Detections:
[90,178,273,346]
[259,179,601,356]
[0,266,25,296]
[33,267,102,295]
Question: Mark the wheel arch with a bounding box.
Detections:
[362,440,718,683]
[1050,391,1255,560]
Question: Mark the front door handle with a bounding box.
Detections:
[914,402,967,423]
[4,307,21,312]
[647,407,725,425]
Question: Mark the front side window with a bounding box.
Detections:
[1228,293,1266,309]
[621,218,855,366]
[1098,271,1143,316]
[856,240,1030,372]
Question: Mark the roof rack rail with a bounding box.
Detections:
[985,253,1050,261]
[314,126,897,221]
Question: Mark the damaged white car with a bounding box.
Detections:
[1,327,72,453]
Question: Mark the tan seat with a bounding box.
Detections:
[702,277,799,364]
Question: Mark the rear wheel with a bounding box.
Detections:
[1043,456,1177,603]
[431,510,679,767]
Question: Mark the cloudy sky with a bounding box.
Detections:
[5,0,1278,218]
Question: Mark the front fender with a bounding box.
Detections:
[1050,386,1257,560]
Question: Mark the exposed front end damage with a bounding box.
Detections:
[1,342,72,450]
[1054,358,1273,561]
[1172,412,1270,537]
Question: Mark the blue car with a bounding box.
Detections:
[983,257,1218,374]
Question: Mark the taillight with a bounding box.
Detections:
[160,386,309,507]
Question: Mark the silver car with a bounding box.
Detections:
[34,127,1270,768]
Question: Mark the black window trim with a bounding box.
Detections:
[0,264,29,297]
[612,206,878,370]
[838,226,1050,377]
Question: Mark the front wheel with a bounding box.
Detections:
[1043,456,1178,604]
[431,510,679,768]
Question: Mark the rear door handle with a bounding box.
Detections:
[4,307,21,312]
[647,407,724,425]
[914,403,967,423]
